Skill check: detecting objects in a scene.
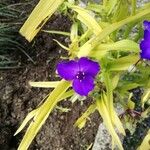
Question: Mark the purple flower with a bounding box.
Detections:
[140,20,150,60]
[143,20,150,32]
[56,57,100,96]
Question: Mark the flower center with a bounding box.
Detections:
[76,71,85,81]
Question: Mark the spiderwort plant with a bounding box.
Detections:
[57,57,100,96]
[16,1,150,150]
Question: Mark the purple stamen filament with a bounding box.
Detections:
[76,71,85,82]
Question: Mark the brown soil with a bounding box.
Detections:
[0,11,100,150]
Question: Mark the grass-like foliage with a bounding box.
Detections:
[16,0,150,150]
[0,2,33,69]
[0,3,22,20]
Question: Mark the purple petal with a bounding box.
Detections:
[56,60,79,80]
[143,20,150,32]
[72,75,95,96]
[143,30,150,40]
[78,57,100,77]
[140,40,150,50]
[140,49,150,60]
[140,39,150,60]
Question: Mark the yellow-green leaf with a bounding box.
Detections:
[93,39,139,52]
[20,0,64,42]
[102,92,125,135]
[17,80,70,150]
[138,130,150,150]
[103,72,125,135]
[78,7,150,57]
[141,89,150,107]
[127,94,135,109]
[70,23,78,42]
[53,39,70,51]
[70,5,102,35]
[87,4,104,13]
[14,108,40,136]
[86,143,93,150]
[42,30,70,36]
[96,97,123,150]
[109,55,139,71]
[15,89,73,137]
[91,39,139,57]
[59,90,74,101]
[112,74,120,90]
[29,81,60,88]
[74,103,96,129]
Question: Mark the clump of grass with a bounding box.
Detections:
[0,3,21,21]
[0,1,34,69]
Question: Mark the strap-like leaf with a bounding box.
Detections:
[42,30,70,36]
[96,97,123,150]
[78,7,150,57]
[70,5,102,35]
[14,108,40,136]
[103,92,125,136]
[29,81,60,88]
[53,39,70,51]
[138,130,150,150]
[92,40,139,53]
[20,0,64,42]
[109,55,139,71]
[74,103,96,129]
[103,72,125,135]
[17,80,70,150]
[141,89,150,107]
[70,23,78,42]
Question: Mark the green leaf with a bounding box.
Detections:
[92,39,139,52]
[96,96,123,150]
[118,83,139,94]
[15,89,73,137]
[56,106,71,112]
[29,81,60,88]
[53,39,70,51]
[87,4,104,13]
[138,130,150,150]
[103,73,125,135]
[131,0,136,15]
[103,0,118,15]
[78,7,150,57]
[141,89,150,107]
[112,74,120,90]
[17,80,70,150]
[127,94,135,109]
[14,108,40,136]
[69,5,102,35]
[90,40,139,58]
[59,90,74,101]
[110,0,129,22]
[109,55,139,71]
[74,103,96,129]
[86,143,93,150]
[70,23,78,42]
[20,0,64,42]
[42,30,70,36]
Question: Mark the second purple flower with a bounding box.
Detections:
[140,20,150,60]
[56,57,100,96]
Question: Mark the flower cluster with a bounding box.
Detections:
[140,20,150,60]
[56,20,150,97]
[57,57,100,96]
